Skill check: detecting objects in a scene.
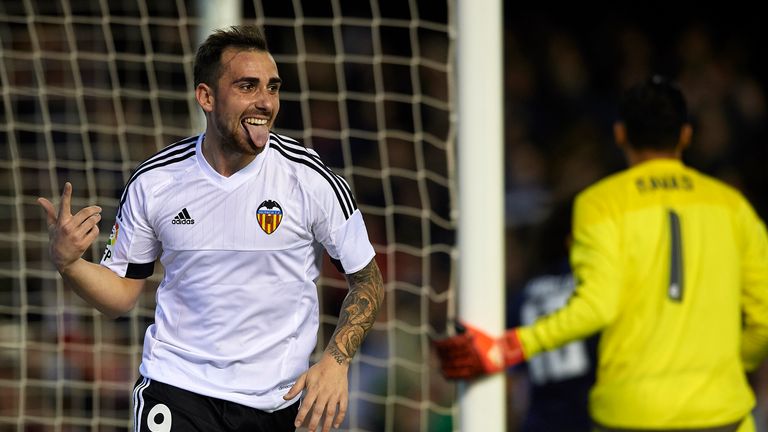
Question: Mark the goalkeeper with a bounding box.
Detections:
[435,76,768,431]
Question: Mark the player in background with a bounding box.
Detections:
[508,198,596,431]
[38,25,384,432]
[436,76,768,431]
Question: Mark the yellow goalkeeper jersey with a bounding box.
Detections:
[517,158,768,429]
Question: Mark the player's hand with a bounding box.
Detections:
[433,322,525,380]
[283,351,349,432]
[37,182,102,272]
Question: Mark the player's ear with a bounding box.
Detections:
[195,83,214,113]
[613,121,628,150]
[678,123,692,151]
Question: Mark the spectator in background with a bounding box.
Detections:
[507,198,597,432]
[436,76,768,431]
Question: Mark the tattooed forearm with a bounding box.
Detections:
[326,259,384,364]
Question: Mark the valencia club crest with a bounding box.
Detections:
[257,200,283,234]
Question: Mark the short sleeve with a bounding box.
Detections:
[100,181,161,279]
[326,210,376,273]
[309,173,375,274]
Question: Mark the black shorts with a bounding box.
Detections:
[132,376,300,432]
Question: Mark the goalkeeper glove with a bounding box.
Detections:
[433,322,525,380]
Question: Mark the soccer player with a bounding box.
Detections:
[435,76,768,431]
[37,26,384,432]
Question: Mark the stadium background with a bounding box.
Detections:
[1,1,766,431]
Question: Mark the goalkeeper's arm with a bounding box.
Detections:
[433,323,525,380]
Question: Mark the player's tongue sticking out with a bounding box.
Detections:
[243,119,269,149]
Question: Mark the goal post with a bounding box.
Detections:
[195,0,242,132]
[456,0,507,430]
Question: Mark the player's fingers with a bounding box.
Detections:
[295,403,314,430]
[434,343,459,359]
[443,368,466,379]
[435,333,470,347]
[283,374,306,400]
[446,351,478,366]
[333,394,348,428]
[37,198,58,227]
[293,383,315,428]
[439,344,474,361]
[321,402,336,432]
[72,206,103,228]
[434,337,471,358]
[433,338,456,354]
[307,395,329,432]
[444,364,477,379]
[443,367,461,378]
[59,182,73,219]
[83,222,100,244]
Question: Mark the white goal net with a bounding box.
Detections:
[0,0,457,431]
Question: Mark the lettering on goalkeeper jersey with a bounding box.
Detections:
[635,174,694,193]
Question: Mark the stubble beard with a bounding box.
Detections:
[212,110,257,156]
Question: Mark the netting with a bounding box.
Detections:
[0,0,457,431]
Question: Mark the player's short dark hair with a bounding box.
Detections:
[194,25,269,88]
[618,75,688,151]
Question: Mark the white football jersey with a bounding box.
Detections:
[100,133,375,411]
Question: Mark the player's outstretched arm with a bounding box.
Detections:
[38,182,145,319]
[284,258,384,432]
[433,323,525,380]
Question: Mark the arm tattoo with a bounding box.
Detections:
[327,259,384,364]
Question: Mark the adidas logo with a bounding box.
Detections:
[172,208,195,225]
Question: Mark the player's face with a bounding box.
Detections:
[210,48,281,155]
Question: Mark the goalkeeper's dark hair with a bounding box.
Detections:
[194,25,269,88]
[618,75,688,151]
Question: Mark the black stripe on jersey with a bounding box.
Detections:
[132,135,197,174]
[271,134,357,211]
[270,134,357,218]
[270,142,352,219]
[116,137,197,220]
[272,134,358,212]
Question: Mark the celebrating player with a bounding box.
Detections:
[38,25,384,432]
